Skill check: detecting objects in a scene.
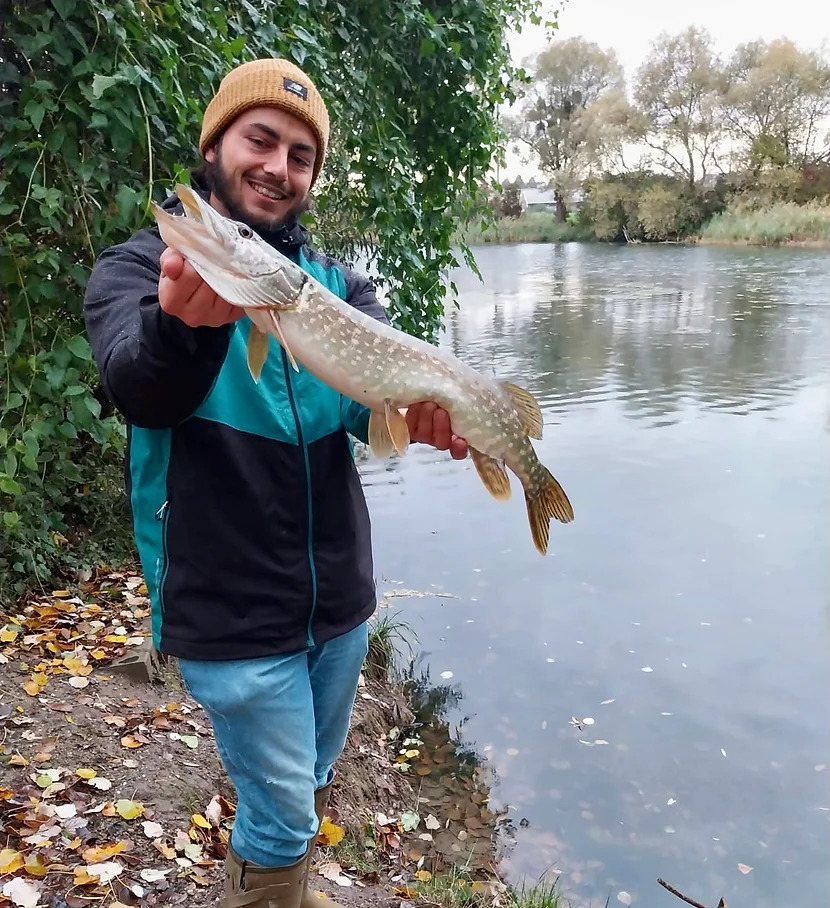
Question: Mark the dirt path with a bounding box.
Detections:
[0,570,504,908]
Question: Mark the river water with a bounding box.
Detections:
[359,243,830,907]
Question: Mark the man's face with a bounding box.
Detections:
[204,106,317,233]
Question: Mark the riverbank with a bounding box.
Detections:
[457,200,830,248]
[0,569,568,908]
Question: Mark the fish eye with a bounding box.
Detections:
[237,225,253,239]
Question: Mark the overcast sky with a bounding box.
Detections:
[502,0,830,179]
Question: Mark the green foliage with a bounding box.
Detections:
[0,0,553,601]
[637,183,690,241]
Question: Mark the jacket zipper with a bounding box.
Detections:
[155,500,170,615]
[281,350,318,648]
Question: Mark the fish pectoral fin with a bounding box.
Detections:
[500,381,544,439]
[246,325,270,383]
[469,448,511,501]
[368,401,410,458]
[268,310,299,373]
[525,467,574,555]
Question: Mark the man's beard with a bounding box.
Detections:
[204,145,310,234]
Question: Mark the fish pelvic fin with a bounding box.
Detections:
[469,448,511,501]
[525,468,574,555]
[246,325,270,383]
[368,401,410,458]
[268,310,299,372]
[501,381,544,439]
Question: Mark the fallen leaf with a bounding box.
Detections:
[0,849,24,874]
[318,862,352,886]
[317,818,345,846]
[424,814,441,831]
[120,735,144,749]
[87,776,113,791]
[75,768,97,779]
[415,869,432,882]
[617,892,632,905]
[83,842,127,863]
[2,877,41,908]
[115,799,144,820]
[191,814,211,829]
[179,735,198,749]
[738,863,753,874]
[400,811,420,832]
[143,821,164,839]
[22,854,47,878]
[68,676,90,689]
[140,868,173,883]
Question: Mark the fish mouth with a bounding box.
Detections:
[150,183,232,270]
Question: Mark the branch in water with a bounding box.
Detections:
[656,878,727,908]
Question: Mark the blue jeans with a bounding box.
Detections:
[178,621,369,867]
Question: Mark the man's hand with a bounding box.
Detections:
[405,402,468,460]
[159,248,245,328]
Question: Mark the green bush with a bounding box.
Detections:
[0,0,549,602]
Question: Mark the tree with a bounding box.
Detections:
[508,37,628,221]
[633,26,725,188]
[0,0,554,599]
[722,38,830,168]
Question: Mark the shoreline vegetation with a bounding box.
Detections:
[456,200,830,248]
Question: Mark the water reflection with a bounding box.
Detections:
[363,243,830,908]
[438,244,827,426]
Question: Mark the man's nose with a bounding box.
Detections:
[261,148,289,182]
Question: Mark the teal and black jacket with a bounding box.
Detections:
[83,180,385,661]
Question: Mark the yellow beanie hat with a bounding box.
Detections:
[199,58,330,186]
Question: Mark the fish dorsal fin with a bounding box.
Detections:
[500,381,544,439]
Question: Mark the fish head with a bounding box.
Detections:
[150,184,300,308]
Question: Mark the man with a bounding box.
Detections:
[84,57,467,908]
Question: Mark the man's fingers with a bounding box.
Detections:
[160,248,185,281]
[415,402,437,442]
[449,435,468,460]
[431,407,452,451]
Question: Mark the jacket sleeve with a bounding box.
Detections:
[83,235,233,429]
[339,266,390,443]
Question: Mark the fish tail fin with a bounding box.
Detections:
[525,468,574,555]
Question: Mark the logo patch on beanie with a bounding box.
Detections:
[283,77,308,101]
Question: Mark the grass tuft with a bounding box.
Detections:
[699,200,830,245]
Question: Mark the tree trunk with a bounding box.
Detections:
[554,190,568,223]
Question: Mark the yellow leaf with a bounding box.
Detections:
[0,788,13,801]
[75,768,97,780]
[0,848,24,874]
[415,870,432,882]
[317,818,345,846]
[90,649,107,660]
[120,735,144,749]
[52,590,72,598]
[0,628,18,642]
[24,853,48,877]
[393,887,419,900]
[191,814,211,829]
[83,841,127,863]
[74,868,99,886]
[22,678,42,697]
[105,634,128,643]
[114,799,144,820]
[137,583,148,595]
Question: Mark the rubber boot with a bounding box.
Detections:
[300,779,345,908]
[223,842,307,908]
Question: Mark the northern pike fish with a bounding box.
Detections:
[151,184,574,554]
